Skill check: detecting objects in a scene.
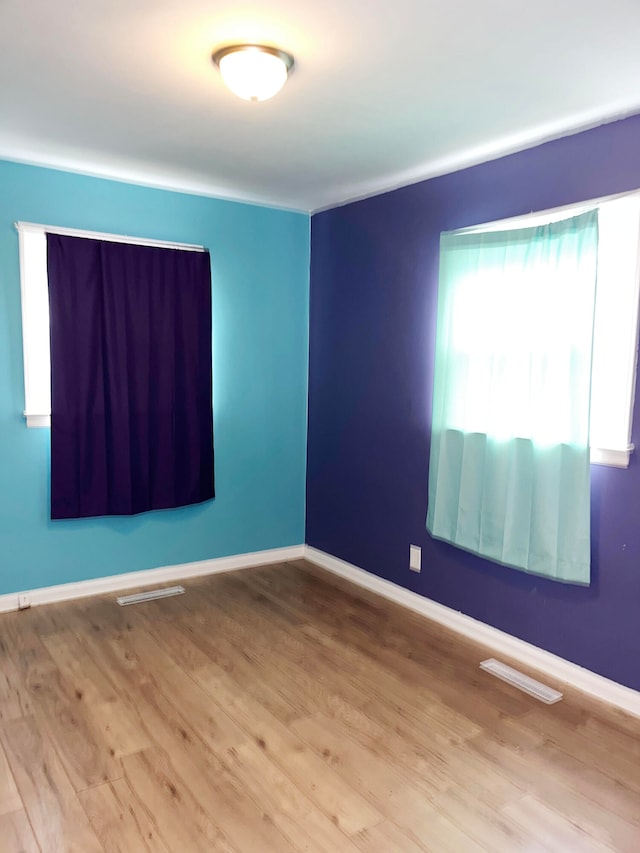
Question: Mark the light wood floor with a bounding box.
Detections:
[0,560,638,852]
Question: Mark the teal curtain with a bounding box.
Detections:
[427,211,599,584]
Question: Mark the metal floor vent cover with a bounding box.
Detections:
[480,658,563,704]
[116,585,185,606]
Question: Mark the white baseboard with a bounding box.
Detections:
[303,546,640,719]
[0,545,305,614]
[5,540,637,718]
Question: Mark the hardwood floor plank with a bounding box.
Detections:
[428,785,533,852]
[194,663,383,836]
[353,820,428,853]
[41,630,117,704]
[196,581,484,769]
[225,740,360,852]
[81,626,247,757]
[0,740,23,816]
[0,657,35,722]
[0,560,637,852]
[290,712,486,851]
[468,732,639,850]
[120,747,236,852]
[142,662,247,750]
[138,615,213,672]
[104,624,178,674]
[0,716,102,852]
[246,568,537,728]
[77,628,301,852]
[78,777,170,853]
[88,699,152,759]
[522,707,640,794]
[0,809,41,853]
[12,628,122,793]
[503,793,615,852]
[529,739,640,827]
[173,620,308,722]
[28,679,122,792]
[78,635,246,774]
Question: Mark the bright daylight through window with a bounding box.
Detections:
[442,193,640,468]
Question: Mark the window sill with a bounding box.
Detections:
[590,445,633,468]
[25,413,50,428]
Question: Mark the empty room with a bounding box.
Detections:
[1,1,639,850]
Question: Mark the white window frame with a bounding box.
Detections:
[448,190,640,469]
[16,222,206,429]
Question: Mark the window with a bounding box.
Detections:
[17,222,207,428]
[427,198,640,583]
[17,223,214,519]
[442,193,640,468]
[18,224,50,427]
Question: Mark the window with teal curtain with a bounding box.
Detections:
[426,211,599,584]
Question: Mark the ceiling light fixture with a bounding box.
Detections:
[212,44,295,103]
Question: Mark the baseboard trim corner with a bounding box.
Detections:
[0,544,306,614]
[303,545,640,719]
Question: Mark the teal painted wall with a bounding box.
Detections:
[0,161,310,594]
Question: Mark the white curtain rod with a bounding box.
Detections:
[14,221,206,252]
[452,187,640,236]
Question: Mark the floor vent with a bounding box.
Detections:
[116,586,185,606]
[480,658,563,704]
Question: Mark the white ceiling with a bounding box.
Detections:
[2,0,640,212]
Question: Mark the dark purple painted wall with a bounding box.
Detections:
[307,114,640,691]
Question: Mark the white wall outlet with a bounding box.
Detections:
[17,594,31,610]
[409,545,421,573]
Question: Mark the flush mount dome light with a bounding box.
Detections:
[212,44,294,102]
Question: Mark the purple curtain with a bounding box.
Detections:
[47,235,214,519]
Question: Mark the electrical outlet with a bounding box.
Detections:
[18,594,31,610]
[409,545,421,573]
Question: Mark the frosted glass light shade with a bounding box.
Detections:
[213,45,294,102]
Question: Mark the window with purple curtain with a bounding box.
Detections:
[46,235,214,519]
